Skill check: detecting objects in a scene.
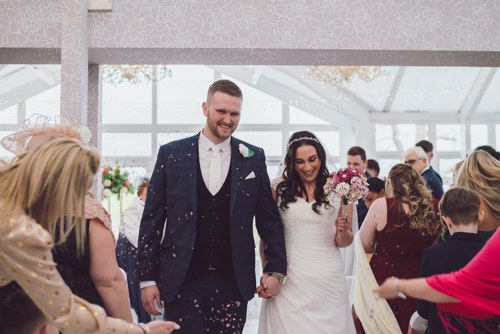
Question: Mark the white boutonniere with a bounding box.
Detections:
[239,143,254,158]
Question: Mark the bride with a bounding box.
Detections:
[258,131,356,334]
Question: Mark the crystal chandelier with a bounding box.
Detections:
[102,65,172,85]
[307,66,381,84]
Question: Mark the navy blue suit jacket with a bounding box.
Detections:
[417,232,484,334]
[421,168,444,200]
[138,134,287,302]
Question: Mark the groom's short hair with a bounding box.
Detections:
[207,79,243,103]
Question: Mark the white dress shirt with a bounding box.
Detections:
[140,131,232,290]
[198,130,231,190]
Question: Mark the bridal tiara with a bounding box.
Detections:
[287,136,320,149]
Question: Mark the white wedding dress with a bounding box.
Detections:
[258,187,355,334]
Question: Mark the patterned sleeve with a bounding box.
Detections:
[0,216,142,334]
[85,196,114,235]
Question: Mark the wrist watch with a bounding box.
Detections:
[268,272,287,285]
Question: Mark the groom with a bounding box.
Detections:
[138,79,287,333]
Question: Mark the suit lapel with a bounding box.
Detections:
[185,134,200,213]
[230,138,243,217]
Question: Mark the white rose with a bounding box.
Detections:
[103,179,112,187]
[102,188,112,197]
[335,182,350,197]
[120,186,128,194]
[239,143,249,158]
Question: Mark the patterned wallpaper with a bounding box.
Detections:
[1,0,500,51]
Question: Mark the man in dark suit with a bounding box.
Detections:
[417,187,485,334]
[138,80,287,333]
[404,146,444,200]
[346,146,371,227]
[415,140,443,186]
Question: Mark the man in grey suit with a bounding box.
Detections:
[138,79,287,333]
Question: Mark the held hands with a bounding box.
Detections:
[256,274,282,299]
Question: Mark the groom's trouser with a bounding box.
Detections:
[164,272,248,334]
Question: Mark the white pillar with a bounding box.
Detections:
[60,0,88,127]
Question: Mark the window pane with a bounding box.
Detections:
[0,105,18,124]
[221,75,282,124]
[236,131,282,156]
[376,124,427,152]
[289,105,330,125]
[157,65,213,125]
[470,124,488,150]
[102,80,152,124]
[436,124,462,151]
[0,131,15,160]
[102,132,151,156]
[157,131,197,148]
[439,158,461,183]
[25,85,61,119]
[267,164,281,179]
[315,131,340,157]
[378,159,401,179]
[496,124,500,149]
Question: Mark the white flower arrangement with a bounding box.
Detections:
[239,143,254,158]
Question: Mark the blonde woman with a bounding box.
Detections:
[2,120,131,321]
[0,138,178,334]
[456,150,500,241]
[353,164,440,334]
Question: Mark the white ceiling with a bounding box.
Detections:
[1,64,499,122]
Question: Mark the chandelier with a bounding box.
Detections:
[102,65,172,85]
[307,66,381,85]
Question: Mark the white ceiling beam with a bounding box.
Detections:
[208,65,351,129]
[0,79,58,111]
[369,112,460,124]
[275,66,370,122]
[28,66,59,85]
[382,66,406,112]
[460,68,497,122]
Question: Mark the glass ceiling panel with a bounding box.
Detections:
[387,67,481,113]
[342,66,399,112]
[475,70,500,113]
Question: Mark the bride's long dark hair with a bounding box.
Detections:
[277,131,330,214]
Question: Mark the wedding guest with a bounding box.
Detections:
[415,140,443,185]
[364,177,386,209]
[347,146,370,227]
[451,160,464,187]
[1,119,132,321]
[138,79,286,333]
[0,282,58,334]
[404,146,443,200]
[0,138,179,334]
[117,178,152,323]
[353,164,440,334]
[366,159,380,178]
[474,145,499,160]
[258,131,355,334]
[374,228,500,333]
[456,150,500,241]
[417,187,485,334]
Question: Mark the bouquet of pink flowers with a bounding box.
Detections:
[324,168,369,224]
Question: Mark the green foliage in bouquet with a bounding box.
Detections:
[102,165,135,199]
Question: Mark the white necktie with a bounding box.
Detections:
[208,147,222,195]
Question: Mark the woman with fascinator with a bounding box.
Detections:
[257,131,356,334]
[0,116,133,321]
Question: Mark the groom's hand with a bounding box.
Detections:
[142,285,163,316]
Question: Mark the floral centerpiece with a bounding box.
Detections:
[324,167,369,224]
[102,165,135,199]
